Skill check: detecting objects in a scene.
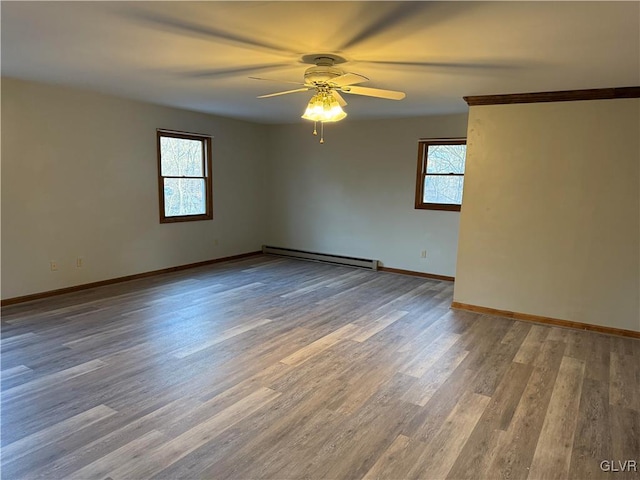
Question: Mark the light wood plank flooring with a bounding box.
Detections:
[1,255,639,479]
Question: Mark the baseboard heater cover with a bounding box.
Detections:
[262,245,378,271]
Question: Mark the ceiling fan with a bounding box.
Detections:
[251,54,405,143]
[252,54,406,102]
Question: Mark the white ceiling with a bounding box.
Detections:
[2,1,639,124]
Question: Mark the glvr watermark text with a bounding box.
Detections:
[600,460,637,472]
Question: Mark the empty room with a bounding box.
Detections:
[1,1,639,479]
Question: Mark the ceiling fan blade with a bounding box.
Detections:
[330,90,348,107]
[329,73,369,87]
[340,86,406,100]
[258,87,312,99]
[250,76,307,86]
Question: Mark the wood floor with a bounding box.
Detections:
[1,255,639,480]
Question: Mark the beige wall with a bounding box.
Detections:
[1,78,267,299]
[8,76,637,334]
[454,99,640,332]
[2,78,466,299]
[266,114,468,277]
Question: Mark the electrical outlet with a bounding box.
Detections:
[50,261,58,271]
[76,257,84,268]
[420,250,427,258]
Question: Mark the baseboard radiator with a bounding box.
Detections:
[262,245,378,271]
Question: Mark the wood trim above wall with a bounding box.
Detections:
[1,251,263,307]
[379,266,454,282]
[464,86,640,106]
[451,301,640,339]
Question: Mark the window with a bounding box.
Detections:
[415,139,467,212]
[157,129,213,223]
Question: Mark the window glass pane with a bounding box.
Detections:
[426,144,466,174]
[423,175,464,205]
[160,136,204,177]
[164,178,206,216]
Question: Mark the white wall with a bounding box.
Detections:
[1,78,267,299]
[266,114,469,277]
[454,98,640,332]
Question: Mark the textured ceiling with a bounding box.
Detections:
[2,1,639,124]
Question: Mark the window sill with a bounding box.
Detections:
[160,213,213,223]
[415,203,461,212]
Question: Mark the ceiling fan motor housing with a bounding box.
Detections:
[304,66,343,85]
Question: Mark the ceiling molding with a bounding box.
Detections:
[464,86,640,106]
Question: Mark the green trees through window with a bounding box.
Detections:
[157,130,213,223]
[415,139,467,212]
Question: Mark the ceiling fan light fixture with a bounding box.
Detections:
[301,91,347,123]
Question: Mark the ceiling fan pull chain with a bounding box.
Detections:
[313,121,318,136]
[320,122,325,144]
